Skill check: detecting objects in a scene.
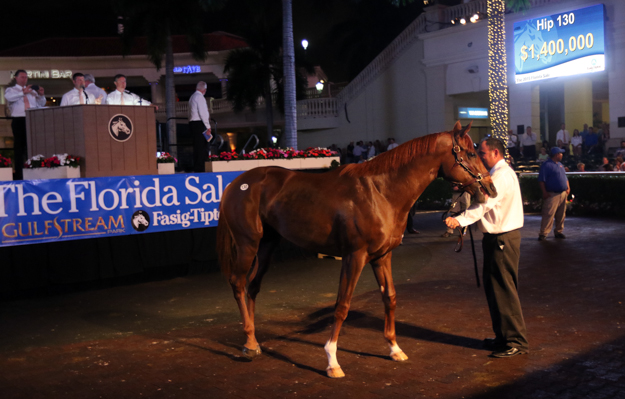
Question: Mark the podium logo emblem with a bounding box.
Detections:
[108,114,134,142]
[131,210,151,232]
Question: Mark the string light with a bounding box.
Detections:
[487,0,510,161]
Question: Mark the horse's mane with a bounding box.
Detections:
[340,133,442,178]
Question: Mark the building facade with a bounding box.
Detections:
[298,0,624,152]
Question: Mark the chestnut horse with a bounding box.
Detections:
[217,122,497,378]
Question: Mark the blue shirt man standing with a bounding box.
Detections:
[537,147,570,241]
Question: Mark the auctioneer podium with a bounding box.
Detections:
[25,104,157,177]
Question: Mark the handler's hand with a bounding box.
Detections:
[445,217,460,230]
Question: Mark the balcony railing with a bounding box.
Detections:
[155,93,340,120]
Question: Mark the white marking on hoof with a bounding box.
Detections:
[389,344,408,361]
[240,184,249,191]
[326,366,345,379]
[324,340,340,371]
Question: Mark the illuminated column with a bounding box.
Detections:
[564,78,592,132]
[609,2,625,140]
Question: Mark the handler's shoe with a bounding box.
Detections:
[490,346,527,358]
[538,235,546,241]
[555,233,566,239]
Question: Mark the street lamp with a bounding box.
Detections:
[301,39,309,50]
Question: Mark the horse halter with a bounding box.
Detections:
[450,135,487,193]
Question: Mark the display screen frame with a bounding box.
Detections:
[513,4,605,84]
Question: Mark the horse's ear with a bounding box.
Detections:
[452,121,462,133]
[453,121,472,138]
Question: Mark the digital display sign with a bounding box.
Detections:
[513,4,605,84]
[458,107,489,119]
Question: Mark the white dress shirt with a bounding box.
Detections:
[387,143,399,151]
[521,131,537,147]
[454,159,524,234]
[85,83,107,104]
[106,90,151,106]
[60,88,96,106]
[556,129,570,145]
[188,90,210,128]
[5,84,46,117]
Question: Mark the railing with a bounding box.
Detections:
[154,96,340,120]
[444,0,486,21]
[297,98,339,118]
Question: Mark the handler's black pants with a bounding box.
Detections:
[11,117,27,180]
[190,120,208,173]
[482,229,528,351]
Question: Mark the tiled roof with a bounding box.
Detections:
[0,32,247,57]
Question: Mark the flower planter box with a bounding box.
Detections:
[0,167,12,181]
[300,156,340,169]
[157,163,176,175]
[205,159,260,172]
[23,166,81,180]
[205,156,340,173]
[257,159,302,169]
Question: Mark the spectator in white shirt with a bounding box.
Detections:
[4,69,46,179]
[60,73,96,106]
[188,81,212,172]
[445,137,528,358]
[555,123,570,154]
[106,74,153,106]
[84,74,107,104]
[521,126,537,160]
[387,138,399,151]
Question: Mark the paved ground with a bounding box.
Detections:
[1,212,624,399]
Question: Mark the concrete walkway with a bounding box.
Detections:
[1,212,624,398]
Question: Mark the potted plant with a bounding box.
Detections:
[23,154,81,180]
[157,152,177,174]
[0,153,12,181]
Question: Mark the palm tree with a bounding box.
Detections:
[224,0,307,147]
[282,0,297,149]
[113,0,226,156]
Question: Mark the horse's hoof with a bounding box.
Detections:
[326,367,345,378]
[242,346,262,358]
[391,350,409,362]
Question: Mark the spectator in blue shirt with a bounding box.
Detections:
[538,147,570,241]
[585,127,599,154]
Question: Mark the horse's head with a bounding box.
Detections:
[440,121,497,203]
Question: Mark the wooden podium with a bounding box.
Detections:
[25,104,157,177]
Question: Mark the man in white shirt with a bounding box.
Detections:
[84,74,107,104]
[188,81,212,172]
[445,137,528,358]
[521,126,537,160]
[387,138,399,151]
[5,69,46,179]
[60,73,96,106]
[106,74,152,106]
[555,123,570,153]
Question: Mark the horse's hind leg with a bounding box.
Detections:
[371,252,408,362]
[228,246,262,358]
[246,228,281,326]
[324,251,367,378]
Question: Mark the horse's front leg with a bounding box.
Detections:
[371,252,408,362]
[325,251,367,378]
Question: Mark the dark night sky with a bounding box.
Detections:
[2,0,462,82]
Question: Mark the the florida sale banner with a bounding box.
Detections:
[0,172,243,247]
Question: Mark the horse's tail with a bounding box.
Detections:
[216,204,237,279]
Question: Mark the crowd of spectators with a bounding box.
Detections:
[507,122,623,172]
[330,138,401,164]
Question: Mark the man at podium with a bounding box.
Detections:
[106,74,152,106]
[60,73,97,106]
